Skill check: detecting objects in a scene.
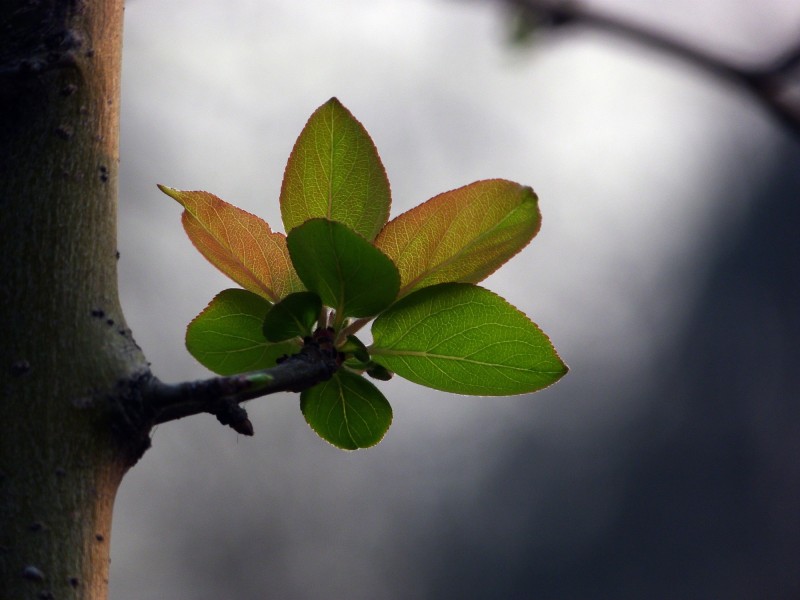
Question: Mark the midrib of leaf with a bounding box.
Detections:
[369,348,564,374]
[326,220,347,320]
[238,214,296,298]
[396,203,462,294]
[201,345,269,356]
[189,210,279,303]
[339,380,382,437]
[231,210,283,300]
[316,379,358,446]
[327,103,335,221]
[197,330,265,344]
[334,384,359,447]
[331,223,344,299]
[398,202,529,296]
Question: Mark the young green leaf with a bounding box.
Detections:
[300,370,393,450]
[159,186,302,302]
[374,180,540,297]
[186,288,300,375]
[262,291,322,342]
[370,283,567,395]
[286,219,400,319]
[339,335,370,363]
[280,97,391,240]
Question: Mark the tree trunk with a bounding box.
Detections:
[0,1,147,598]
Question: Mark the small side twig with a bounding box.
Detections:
[142,332,341,435]
[506,0,800,138]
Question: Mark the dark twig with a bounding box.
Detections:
[506,0,800,138]
[142,333,341,435]
[768,37,800,75]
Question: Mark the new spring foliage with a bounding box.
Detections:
[161,98,567,450]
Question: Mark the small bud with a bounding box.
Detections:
[366,363,393,381]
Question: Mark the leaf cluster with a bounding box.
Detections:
[161,98,566,449]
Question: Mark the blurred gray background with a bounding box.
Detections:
[112,0,800,598]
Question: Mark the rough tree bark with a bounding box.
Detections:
[0,1,147,598]
[0,4,338,597]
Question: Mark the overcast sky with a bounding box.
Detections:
[111,1,799,597]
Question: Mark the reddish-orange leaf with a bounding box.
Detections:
[374,179,541,297]
[159,186,302,302]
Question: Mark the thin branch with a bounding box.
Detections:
[506,0,800,138]
[337,316,372,343]
[141,334,341,435]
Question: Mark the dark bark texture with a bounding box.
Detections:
[0,1,147,598]
[0,4,340,597]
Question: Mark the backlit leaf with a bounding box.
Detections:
[280,98,391,240]
[370,283,567,395]
[301,370,392,450]
[262,291,322,342]
[186,288,300,375]
[374,180,540,297]
[286,219,400,319]
[160,186,302,302]
[340,335,370,363]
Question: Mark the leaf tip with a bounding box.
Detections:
[157,184,183,204]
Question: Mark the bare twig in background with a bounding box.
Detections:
[506,0,800,138]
